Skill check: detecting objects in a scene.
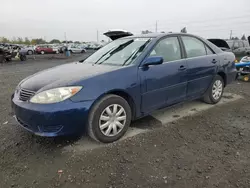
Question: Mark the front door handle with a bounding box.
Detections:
[211,59,217,64]
[178,65,186,71]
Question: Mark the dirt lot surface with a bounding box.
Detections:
[1,57,250,188]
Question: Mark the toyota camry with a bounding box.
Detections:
[12,33,237,143]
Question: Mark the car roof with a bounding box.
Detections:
[124,32,223,54]
[124,32,203,39]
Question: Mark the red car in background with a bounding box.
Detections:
[35,45,54,54]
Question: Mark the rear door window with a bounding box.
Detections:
[234,41,239,48]
[182,36,207,58]
[239,41,244,48]
[243,41,249,47]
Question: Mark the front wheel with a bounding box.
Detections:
[27,50,33,55]
[87,95,131,143]
[202,75,224,104]
[40,51,45,55]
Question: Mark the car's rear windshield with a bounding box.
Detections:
[82,38,152,66]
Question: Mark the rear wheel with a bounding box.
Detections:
[87,94,131,143]
[27,50,33,55]
[202,75,224,104]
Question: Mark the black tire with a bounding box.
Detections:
[81,50,85,53]
[20,55,27,61]
[27,50,33,55]
[87,94,131,143]
[40,51,45,55]
[202,75,224,104]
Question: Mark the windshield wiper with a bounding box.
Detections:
[90,47,116,64]
[96,40,134,65]
[122,39,151,66]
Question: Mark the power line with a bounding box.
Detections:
[122,14,250,31]
[156,14,250,26]
[157,21,250,32]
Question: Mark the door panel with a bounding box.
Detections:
[140,60,187,112]
[47,48,53,53]
[139,36,187,113]
[186,56,217,98]
[181,36,217,98]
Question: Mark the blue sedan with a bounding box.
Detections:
[12,33,237,143]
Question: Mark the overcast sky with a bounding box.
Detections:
[1,0,250,42]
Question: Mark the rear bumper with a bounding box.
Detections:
[12,94,94,137]
[227,69,237,84]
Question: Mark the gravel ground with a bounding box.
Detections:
[0,58,250,188]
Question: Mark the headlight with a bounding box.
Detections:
[30,86,82,104]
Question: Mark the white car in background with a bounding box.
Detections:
[68,45,86,53]
[49,44,60,54]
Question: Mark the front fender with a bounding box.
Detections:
[70,66,140,103]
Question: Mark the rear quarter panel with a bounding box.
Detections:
[217,52,236,85]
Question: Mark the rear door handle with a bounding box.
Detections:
[178,65,186,71]
[211,59,217,64]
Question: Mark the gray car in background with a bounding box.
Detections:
[20,46,35,55]
[208,39,250,60]
[226,40,250,57]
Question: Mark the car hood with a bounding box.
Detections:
[20,62,120,92]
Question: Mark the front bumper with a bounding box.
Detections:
[12,94,94,137]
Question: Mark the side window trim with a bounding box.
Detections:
[148,35,184,63]
[204,44,215,55]
[180,35,215,58]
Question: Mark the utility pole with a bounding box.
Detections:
[97,30,99,43]
[64,32,67,43]
[230,30,232,39]
[155,21,158,33]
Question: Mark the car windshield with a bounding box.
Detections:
[82,38,151,66]
[226,41,234,48]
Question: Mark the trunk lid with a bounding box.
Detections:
[208,39,231,51]
[103,30,133,40]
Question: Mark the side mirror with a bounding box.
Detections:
[143,56,163,66]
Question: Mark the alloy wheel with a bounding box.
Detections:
[212,80,223,100]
